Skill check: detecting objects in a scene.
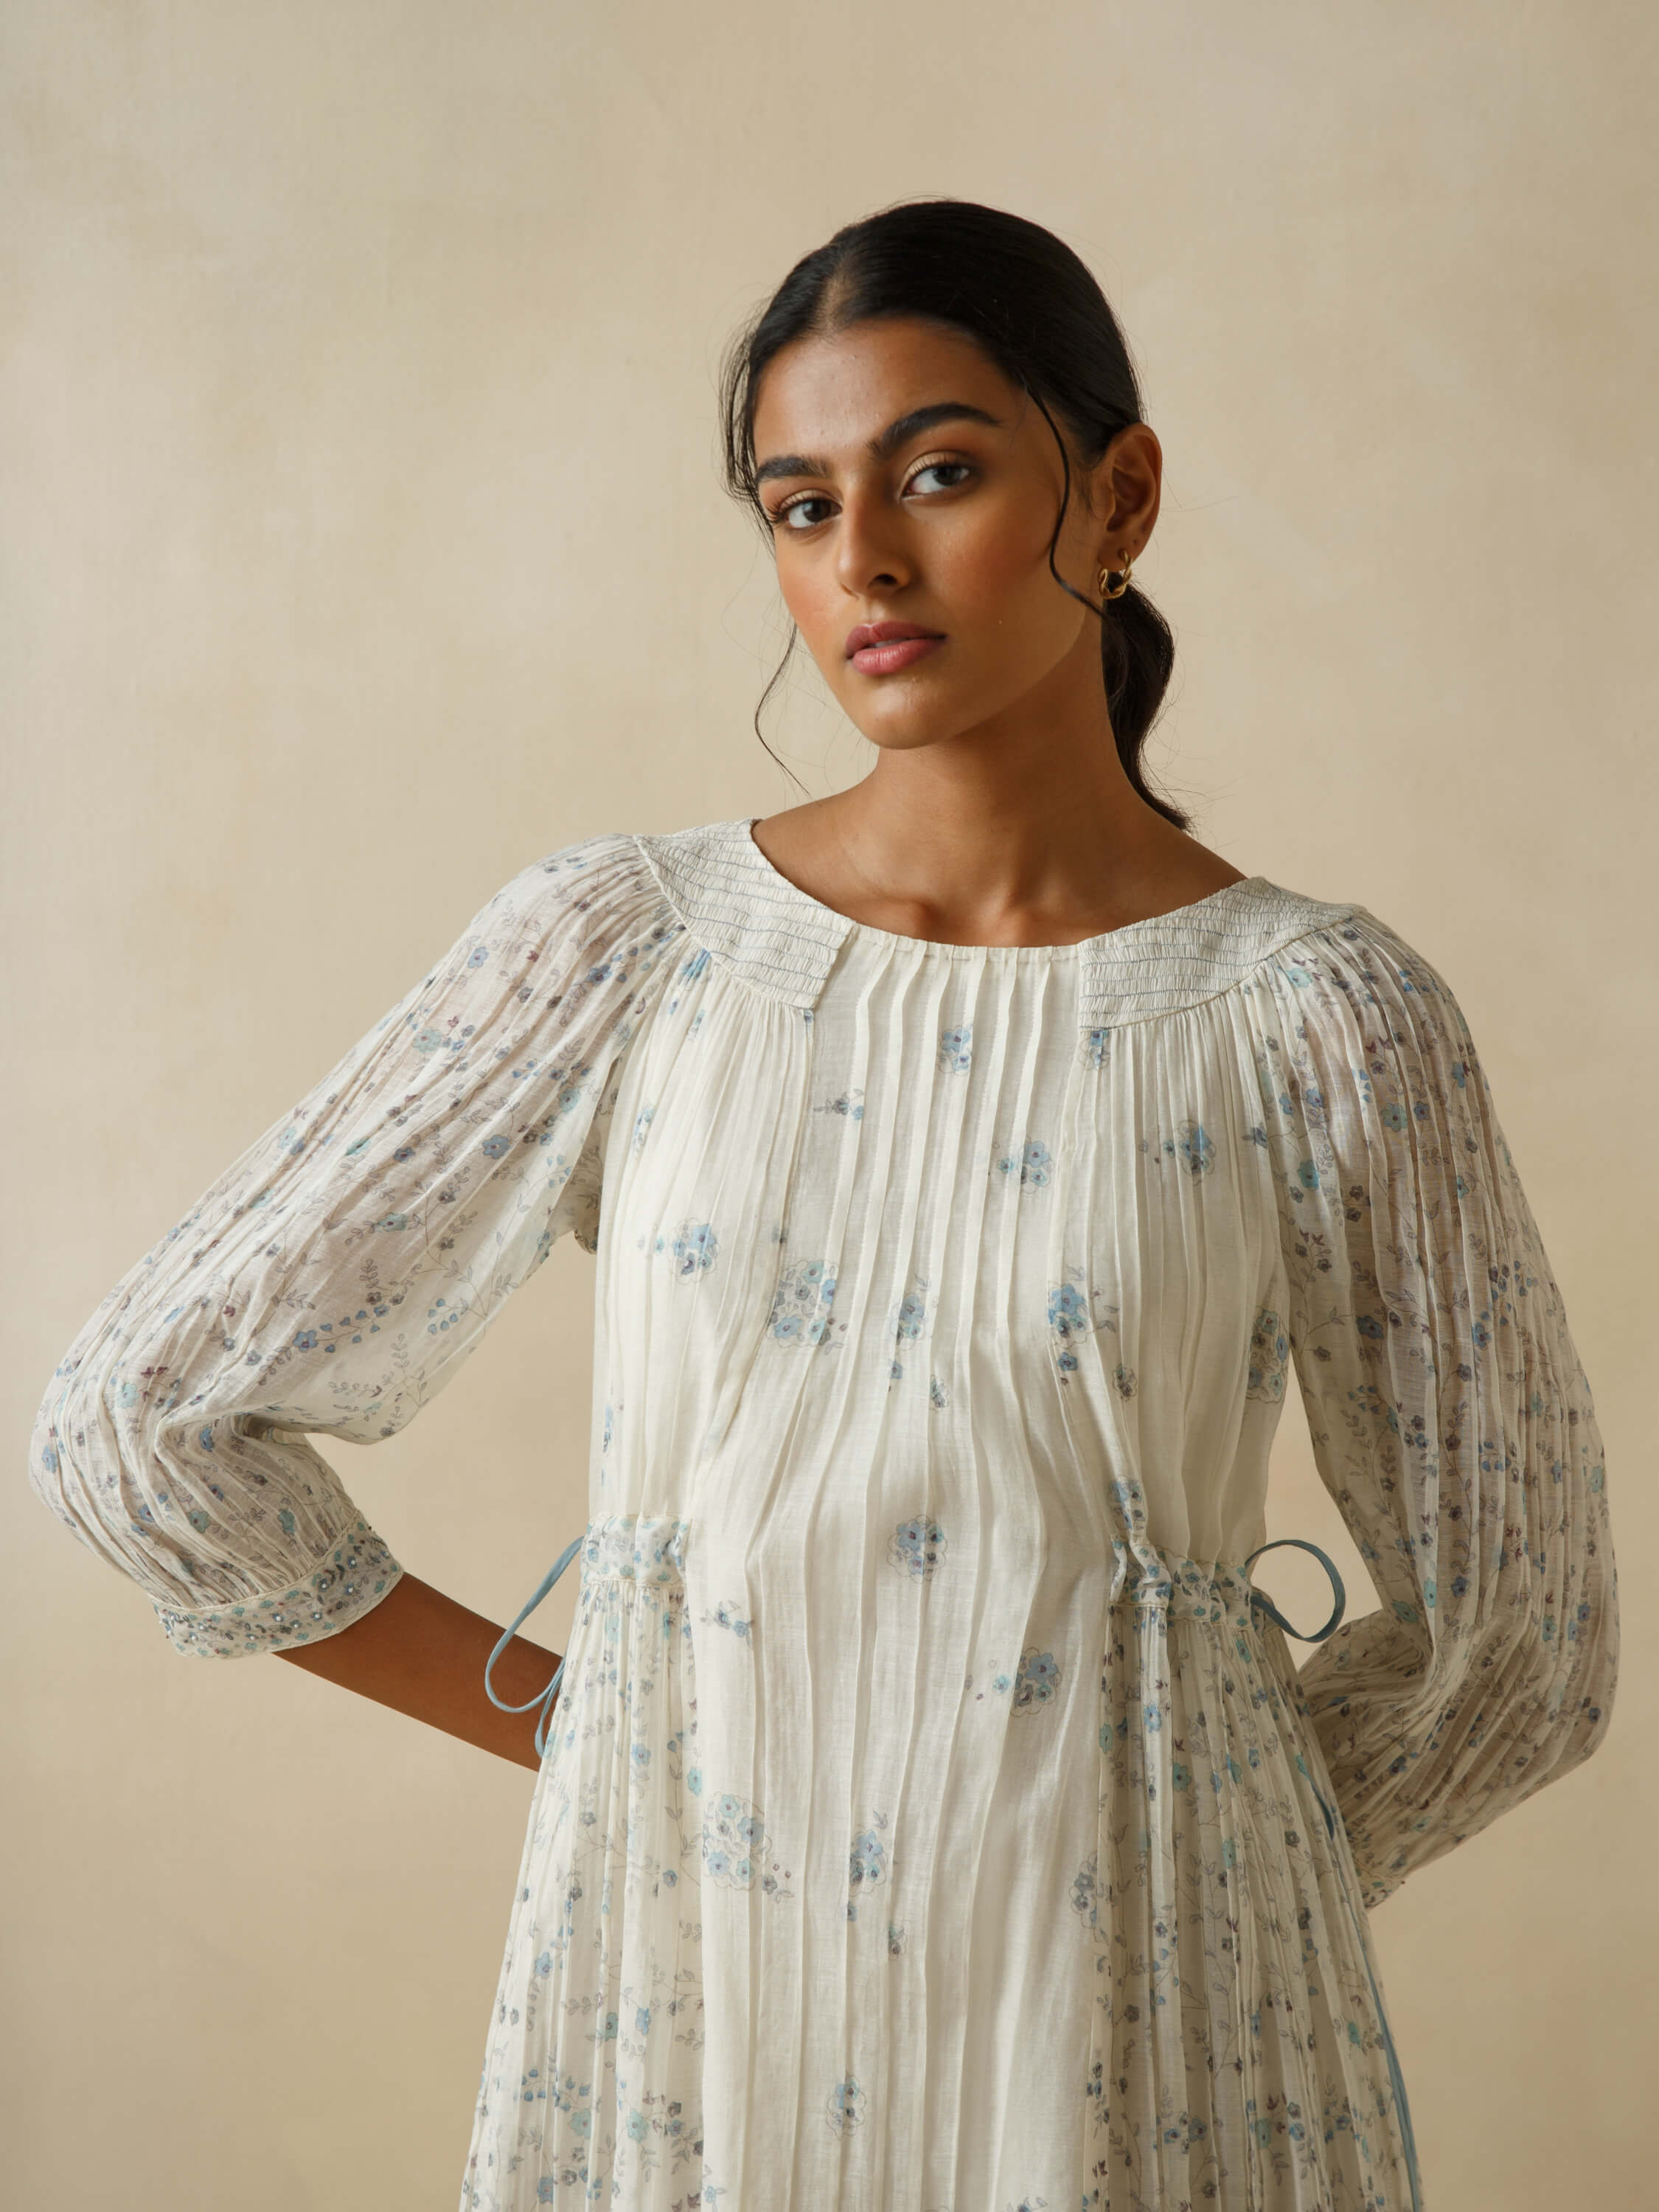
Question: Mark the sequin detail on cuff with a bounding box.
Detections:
[151,1515,403,1658]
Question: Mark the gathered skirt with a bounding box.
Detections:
[457,1513,1419,2211]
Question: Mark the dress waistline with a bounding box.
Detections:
[481,1514,1347,1758]
[479,1515,1413,2205]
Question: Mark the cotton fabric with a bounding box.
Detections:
[30,815,1619,2210]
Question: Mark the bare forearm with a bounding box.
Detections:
[274,1571,559,1770]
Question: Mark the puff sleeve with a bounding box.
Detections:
[28,830,681,1658]
[1255,906,1619,1910]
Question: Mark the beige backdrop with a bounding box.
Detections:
[6,1,1653,2204]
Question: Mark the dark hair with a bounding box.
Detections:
[717,195,1190,830]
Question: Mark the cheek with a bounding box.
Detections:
[776,557,841,643]
[934,502,1069,625]
[935,558,1079,678]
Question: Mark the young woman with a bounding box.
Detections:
[30,198,1618,2211]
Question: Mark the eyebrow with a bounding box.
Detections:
[754,400,1006,488]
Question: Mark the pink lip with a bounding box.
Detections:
[849,635,944,674]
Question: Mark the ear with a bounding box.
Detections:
[1091,422,1163,560]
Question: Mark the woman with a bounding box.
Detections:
[29,198,1618,2210]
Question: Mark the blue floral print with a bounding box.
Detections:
[29,818,1616,2211]
[888,1516,948,1579]
[995,1136,1054,1186]
[1047,1278,1122,1380]
[702,1790,792,1897]
[937,1022,973,1072]
[1013,1646,1062,1711]
[826,2074,866,2134]
[765,1256,844,1349]
[1246,1304,1290,1402]
[847,1811,890,1919]
[657,1219,717,1279]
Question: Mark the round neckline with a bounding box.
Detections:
[738,816,1272,959]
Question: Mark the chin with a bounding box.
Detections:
[840,703,969,754]
[841,679,1015,754]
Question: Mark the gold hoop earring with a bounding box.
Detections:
[1097,552,1134,602]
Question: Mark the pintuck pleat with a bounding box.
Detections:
[465,1521,703,2207]
[445,821,1615,2209]
[29,817,1612,2211]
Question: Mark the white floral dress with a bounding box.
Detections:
[29,815,1619,2211]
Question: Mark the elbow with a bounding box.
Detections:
[1522,1554,1620,1791]
[1464,1549,1619,1801]
[1561,1565,1619,1771]
[1556,1486,1621,1758]
[29,1366,103,1539]
[29,1357,188,1600]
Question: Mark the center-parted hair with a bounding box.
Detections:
[718,195,1189,830]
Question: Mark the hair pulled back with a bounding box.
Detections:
[718,196,1188,830]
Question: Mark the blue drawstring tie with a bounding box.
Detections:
[483,1522,1420,2210]
[1245,1535,1421,2211]
[483,1531,583,1759]
[1243,1534,1347,1642]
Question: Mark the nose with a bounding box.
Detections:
[832,487,912,599]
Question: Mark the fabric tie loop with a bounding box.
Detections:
[1242,1536,1347,1643]
[484,1531,583,1759]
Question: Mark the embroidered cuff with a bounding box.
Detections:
[151,1515,403,1658]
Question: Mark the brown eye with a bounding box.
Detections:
[768,457,975,532]
[772,494,834,532]
[905,459,974,496]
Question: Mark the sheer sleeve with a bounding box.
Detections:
[1254,906,1619,1910]
[28,830,681,1658]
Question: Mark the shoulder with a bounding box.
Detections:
[1265,892,1486,1079]
[403,833,685,1015]
[489,826,658,911]
[476,828,681,945]
[1272,894,1467,1013]
[458,818,836,1013]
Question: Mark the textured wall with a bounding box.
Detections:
[6,1,1652,2202]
